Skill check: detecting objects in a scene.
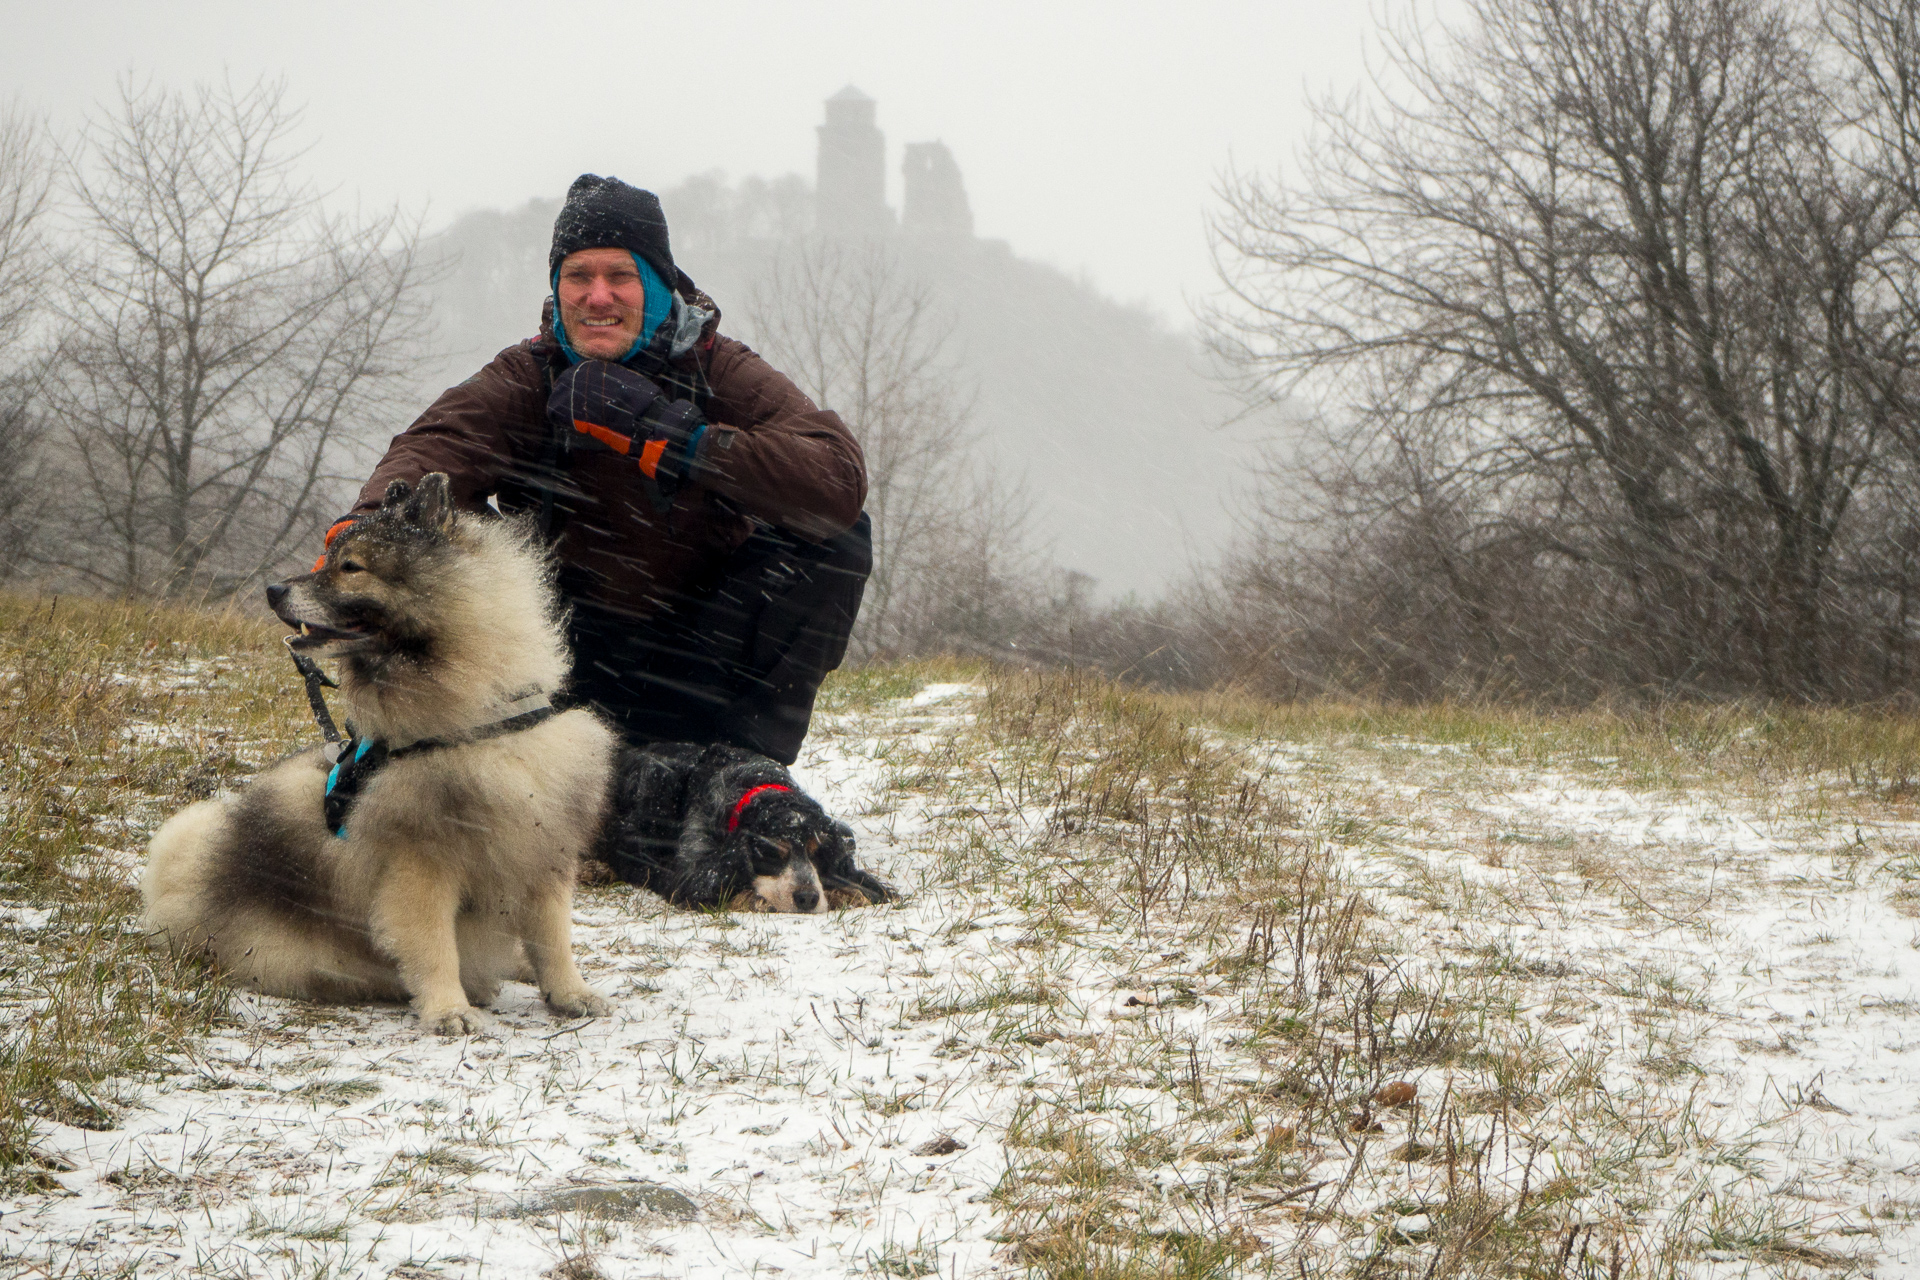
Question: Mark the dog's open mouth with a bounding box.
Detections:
[285,620,368,650]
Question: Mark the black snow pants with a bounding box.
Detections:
[565,513,871,765]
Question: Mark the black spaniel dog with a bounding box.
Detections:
[590,742,895,912]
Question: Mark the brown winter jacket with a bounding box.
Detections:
[351,291,866,623]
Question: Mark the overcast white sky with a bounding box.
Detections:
[4,1,1383,327]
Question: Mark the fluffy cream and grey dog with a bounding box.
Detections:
[142,474,615,1035]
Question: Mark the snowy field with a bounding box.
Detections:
[4,675,1920,1278]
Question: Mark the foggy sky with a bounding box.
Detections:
[3,0,1376,327]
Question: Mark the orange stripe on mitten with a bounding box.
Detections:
[573,419,634,455]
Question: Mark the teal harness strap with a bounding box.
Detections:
[324,737,385,838]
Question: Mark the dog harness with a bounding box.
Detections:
[727,784,790,833]
[321,688,555,838]
[286,641,556,838]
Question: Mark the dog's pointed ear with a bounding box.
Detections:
[381,478,413,510]
[403,473,455,534]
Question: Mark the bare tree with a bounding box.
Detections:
[0,105,50,361]
[1209,0,1920,700]
[1833,0,1920,202]
[41,78,428,597]
[1830,0,1920,682]
[0,105,53,576]
[748,240,994,656]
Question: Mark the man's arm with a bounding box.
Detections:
[348,344,548,517]
[694,337,867,540]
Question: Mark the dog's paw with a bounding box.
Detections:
[575,857,616,887]
[727,890,773,913]
[824,886,873,910]
[545,987,612,1019]
[419,1005,495,1037]
[462,982,503,1009]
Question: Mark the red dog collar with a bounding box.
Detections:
[728,784,791,832]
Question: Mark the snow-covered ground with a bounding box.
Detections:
[1250,737,1920,1273]
[5,683,1920,1277]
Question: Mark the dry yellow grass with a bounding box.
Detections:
[0,591,310,1188]
[1187,688,1920,800]
[891,666,1903,1277]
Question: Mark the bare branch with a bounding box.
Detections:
[38,77,430,597]
[1206,0,1920,700]
[748,238,1007,658]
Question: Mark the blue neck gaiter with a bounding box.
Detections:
[552,252,675,366]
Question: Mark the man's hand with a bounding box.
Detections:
[549,361,665,452]
[547,361,708,510]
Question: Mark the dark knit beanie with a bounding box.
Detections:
[548,175,675,283]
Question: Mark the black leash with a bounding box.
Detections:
[384,698,559,761]
[284,637,343,743]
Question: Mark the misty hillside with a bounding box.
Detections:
[408,182,1277,600]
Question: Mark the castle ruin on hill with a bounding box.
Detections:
[814,86,973,238]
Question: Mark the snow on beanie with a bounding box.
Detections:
[549,175,680,364]
[549,174,676,284]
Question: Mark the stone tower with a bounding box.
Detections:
[901,141,973,237]
[815,85,892,236]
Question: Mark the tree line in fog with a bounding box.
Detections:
[1197,0,1920,703]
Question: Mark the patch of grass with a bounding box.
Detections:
[865,1240,942,1277]
[0,590,307,1179]
[816,657,981,715]
[542,1259,606,1280]
[914,982,1058,1021]
[1185,689,1920,801]
[287,1077,383,1106]
[243,1202,352,1242]
[372,1145,490,1190]
[949,666,1304,928]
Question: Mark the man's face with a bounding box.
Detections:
[556,247,648,359]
